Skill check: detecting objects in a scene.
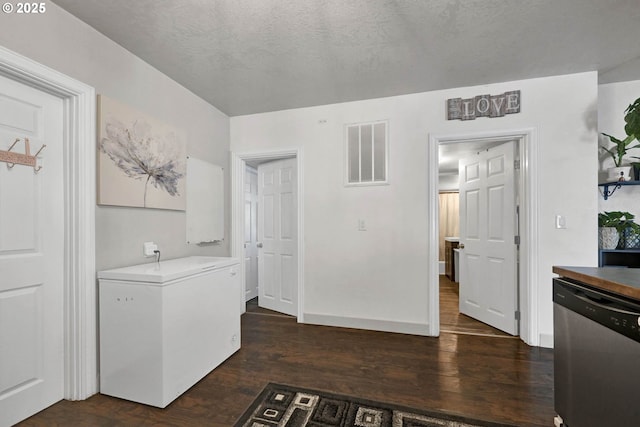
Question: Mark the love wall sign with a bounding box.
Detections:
[447,90,520,121]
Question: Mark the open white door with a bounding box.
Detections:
[244,166,258,301]
[257,158,298,316]
[0,74,65,425]
[458,141,518,335]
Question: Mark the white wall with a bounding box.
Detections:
[0,2,599,344]
[600,58,640,86]
[438,173,459,191]
[231,72,599,343]
[598,80,640,218]
[0,2,230,270]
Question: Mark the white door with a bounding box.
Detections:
[244,165,258,301]
[0,74,65,425]
[257,158,297,316]
[458,141,518,335]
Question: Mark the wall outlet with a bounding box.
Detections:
[358,219,367,231]
[143,241,158,257]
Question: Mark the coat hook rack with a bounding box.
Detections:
[0,137,46,172]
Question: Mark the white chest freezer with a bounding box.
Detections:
[97,256,241,408]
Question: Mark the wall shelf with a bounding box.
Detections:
[599,249,640,267]
[598,180,640,200]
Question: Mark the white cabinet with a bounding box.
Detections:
[98,256,241,408]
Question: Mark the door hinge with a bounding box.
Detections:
[514,159,521,170]
[514,235,520,245]
[515,310,521,321]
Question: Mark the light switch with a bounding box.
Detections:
[555,215,566,229]
[358,219,366,231]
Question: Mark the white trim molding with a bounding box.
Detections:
[230,147,305,322]
[304,313,431,336]
[428,128,539,346]
[0,46,97,399]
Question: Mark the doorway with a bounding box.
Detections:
[427,129,540,346]
[0,45,96,424]
[438,140,518,337]
[231,149,304,321]
[243,158,298,316]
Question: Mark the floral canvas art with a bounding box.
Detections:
[97,95,187,210]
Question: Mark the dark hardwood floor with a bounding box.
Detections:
[18,304,554,427]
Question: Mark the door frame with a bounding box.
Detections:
[427,128,539,346]
[231,148,304,321]
[0,46,97,398]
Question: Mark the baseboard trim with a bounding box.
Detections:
[303,313,432,336]
[438,261,445,275]
[539,333,554,348]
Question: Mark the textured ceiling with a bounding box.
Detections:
[52,0,640,116]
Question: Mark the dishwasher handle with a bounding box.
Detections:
[573,292,640,317]
[554,277,640,311]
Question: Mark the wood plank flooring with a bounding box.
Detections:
[246,278,511,337]
[18,308,554,427]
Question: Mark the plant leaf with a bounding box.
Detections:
[624,97,640,137]
[602,132,623,144]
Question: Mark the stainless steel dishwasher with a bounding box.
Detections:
[553,277,640,427]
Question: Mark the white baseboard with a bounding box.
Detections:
[303,313,432,336]
[539,333,554,348]
[438,261,445,275]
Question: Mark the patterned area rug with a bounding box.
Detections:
[234,383,518,427]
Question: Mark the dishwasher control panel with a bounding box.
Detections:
[553,278,640,343]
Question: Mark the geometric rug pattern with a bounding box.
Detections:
[234,383,519,427]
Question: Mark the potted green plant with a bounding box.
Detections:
[601,96,640,181]
[598,211,640,249]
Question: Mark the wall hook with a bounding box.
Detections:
[7,138,20,151]
[5,138,20,168]
[0,137,46,171]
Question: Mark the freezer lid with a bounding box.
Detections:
[97,256,239,284]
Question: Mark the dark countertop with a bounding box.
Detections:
[553,266,640,300]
